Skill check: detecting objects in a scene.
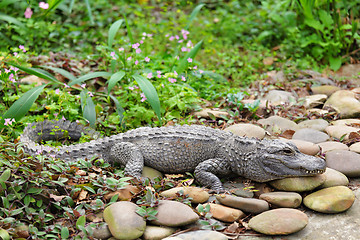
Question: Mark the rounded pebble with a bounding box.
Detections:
[258,116,298,134]
[199,203,245,222]
[249,208,308,235]
[311,85,340,96]
[103,201,146,240]
[163,230,228,240]
[143,226,176,240]
[292,128,329,144]
[298,119,329,131]
[319,168,349,188]
[270,174,326,192]
[325,150,360,177]
[325,125,358,140]
[259,192,302,208]
[317,141,349,153]
[224,123,266,139]
[216,194,269,214]
[151,200,199,227]
[160,187,209,204]
[304,186,355,213]
[287,139,320,155]
[349,142,360,153]
[142,166,163,180]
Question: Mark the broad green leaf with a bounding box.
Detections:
[41,65,76,81]
[3,84,47,121]
[132,74,161,124]
[123,14,133,44]
[108,19,124,48]
[108,71,125,94]
[0,13,25,28]
[68,71,112,86]
[80,91,96,127]
[83,186,95,194]
[185,4,205,30]
[176,40,203,74]
[76,216,86,230]
[329,56,342,71]
[84,0,94,24]
[0,229,10,240]
[304,18,324,32]
[61,227,69,239]
[318,9,333,27]
[109,95,125,127]
[7,63,60,83]
[27,187,43,194]
[0,169,11,182]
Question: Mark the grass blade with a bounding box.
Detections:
[43,0,65,17]
[185,3,205,30]
[7,63,60,83]
[132,74,161,124]
[2,84,47,122]
[176,40,203,74]
[40,65,76,81]
[68,71,112,86]
[80,91,96,127]
[0,13,25,28]
[107,71,125,94]
[108,19,124,48]
[109,94,125,128]
[84,0,94,25]
[123,14,133,44]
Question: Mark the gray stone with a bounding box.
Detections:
[249,208,308,235]
[263,90,296,105]
[269,174,326,192]
[259,192,302,208]
[223,182,254,198]
[163,230,228,240]
[103,201,146,240]
[91,223,113,240]
[326,150,360,177]
[292,128,329,144]
[324,90,360,118]
[317,141,349,153]
[302,94,328,109]
[319,168,349,188]
[198,203,245,222]
[297,119,329,131]
[143,226,176,240]
[160,187,209,204]
[331,119,360,126]
[304,186,355,213]
[258,116,298,134]
[224,123,266,139]
[349,142,360,153]
[194,109,229,119]
[216,194,269,214]
[151,200,199,227]
[325,125,358,140]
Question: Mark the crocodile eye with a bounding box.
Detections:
[282,149,293,154]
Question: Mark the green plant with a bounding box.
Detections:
[197,204,225,231]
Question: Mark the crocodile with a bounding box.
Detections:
[20,120,326,191]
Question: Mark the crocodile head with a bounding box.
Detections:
[237,139,326,182]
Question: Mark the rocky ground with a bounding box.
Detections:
[88,67,360,240]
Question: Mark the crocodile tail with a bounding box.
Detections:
[19,120,107,161]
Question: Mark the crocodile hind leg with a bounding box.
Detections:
[110,142,144,178]
[194,158,232,191]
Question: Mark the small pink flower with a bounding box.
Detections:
[10,66,19,72]
[119,47,124,51]
[64,83,69,88]
[88,92,94,97]
[54,113,58,118]
[144,57,150,62]
[140,92,147,102]
[128,86,134,90]
[140,40,144,44]
[168,78,177,83]
[81,83,86,89]
[5,69,10,73]
[175,35,179,40]
[193,66,197,70]
[165,34,169,37]
[169,36,175,41]
[187,58,192,63]
[182,34,188,40]
[19,45,26,53]
[13,52,18,57]
[142,32,147,36]
[132,43,140,49]
[174,71,178,76]
[147,72,153,79]
[134,85,139,89]
[76,120,80,123]
[127,56,132,61]
[148,34,153,38]
[199,70,204,74]
[62,116,66,121]
[24,7,33,18]
[156,71,161,78]
[136,48,141,54]
[178,40,183,43]
[181,76,186,81]
[135,60,139,65]
[175,56,179,60]
[39,2,49,9]
[181,47,188,52]
[9,74,15,83]
[110,51,116,59]
[55,89,60,94]
[4,118,15,126]
[186,41,193,47]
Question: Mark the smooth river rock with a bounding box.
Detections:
[269,174,326,192]
[248,208,308,235]
[297,118,329,131]
[199,203,245,222]
[103,201,146,240]
[258,116,298,134]
[216,194,269,214]
[259,192,302,208]
[302,94,328,109]
[151,200,199,227]
[325,125,358,140]
[194,108,229,119]
[287,139,320,155]
[304,186,355,213]
[292,128,329,144]
[224,123,266,139]
[263,90,296,105]
[319,168,349,188]
[311,85,340,96]
[160,187,209,203]
[325,150,360,177]
[324,90,360,118]
[349,142,360,153]
[163,230,228,240]
[317,141,349,153]
[143,226,176,240]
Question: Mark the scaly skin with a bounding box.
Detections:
[20,120,327,191]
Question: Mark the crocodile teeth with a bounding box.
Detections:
[306,170,325,174]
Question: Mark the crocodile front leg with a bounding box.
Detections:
[194,158,232,191]
[110,142,144,178]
